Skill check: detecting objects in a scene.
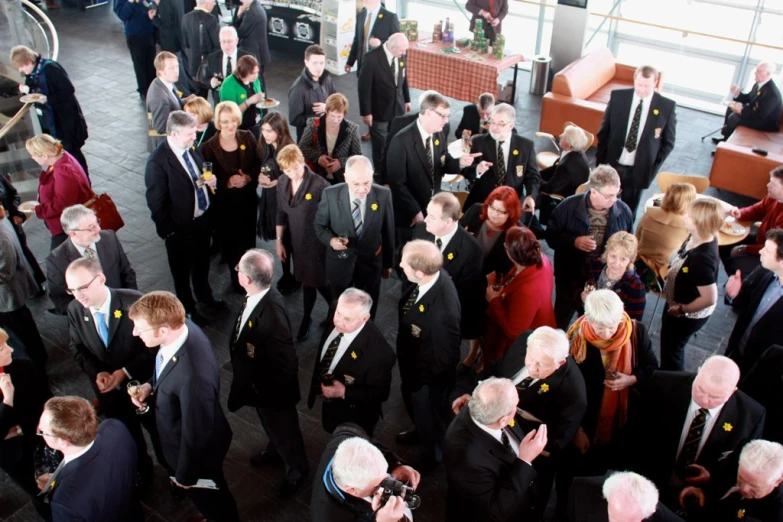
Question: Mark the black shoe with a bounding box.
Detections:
[187,311,208,326]
[278,478,304,498]
[296,317,312,342]
[711,136,726,144]
[249,450,283,467]
[396,429,420,445]
[277,278,301,296]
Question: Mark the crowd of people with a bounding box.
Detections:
[2,3,783,520]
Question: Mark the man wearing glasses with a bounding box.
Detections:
[547,165,633,329]
[462,103,540,212]
[46,204,137,315]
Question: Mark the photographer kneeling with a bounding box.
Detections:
[312,423,421,521]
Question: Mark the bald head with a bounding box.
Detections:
[468,377,518,428]
[386,33,409,57]
[400,240,443,282]
[692,356,740,410]
[755,61,777,84]
[603,472,659,522]
[238,248,274,290]
[344,155,374,199]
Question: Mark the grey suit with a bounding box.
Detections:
[146,77,184,135]
[46,230,137,315]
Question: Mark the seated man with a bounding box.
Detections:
[717,61,782,143]
[569,471,684,522]
[445,377,547,521]
[539,124,591,199]
[454,92,494,139]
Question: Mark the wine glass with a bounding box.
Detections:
[337,236,349,259]
[583,279,596,294]
[127,380,149,415]
[462,135,471,153]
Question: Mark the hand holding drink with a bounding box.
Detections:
[201,162,216,194]
[127,380,151,414]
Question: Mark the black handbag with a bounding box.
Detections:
[195,22,210,87]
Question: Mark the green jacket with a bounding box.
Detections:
[219,74,262,105]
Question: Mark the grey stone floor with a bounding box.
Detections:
[0,5,757,521]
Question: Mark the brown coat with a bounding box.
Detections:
[635,207,689,275]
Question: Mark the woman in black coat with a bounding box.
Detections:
[275,145,331,342]
[11,46,89,178]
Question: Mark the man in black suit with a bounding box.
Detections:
[740,346,783,446]
[228,248,309,498]
[346,0,399,74]
[232,0,270,73]
[455,92,494,139]
[539,123,591,198]
[46,204,137,315]
[181,0,219,97]
[596,65,677,215]
[145,111,221,322]
[205,26,251,101]
[724,229,783,377]
[452,326,588,517]
[37,397,139,522]
[128,291,239,521]
[462,102,540,211]
[445,377,548,521]
[568,471,684,522]
[717,61,782,143]
[65,257,162,483]
[149,0,194,94]
[396,240,461,470]
[630,356,766,506]
[414,191,483,341]
[314,155,394,318]
[308,288,396,436]
[311,423,421,522]
[358,33,411,170]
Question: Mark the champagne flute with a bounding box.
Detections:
[583,279,596,294]
[337,236,349,259]
[201,162,216,194]
[127,380,150,415]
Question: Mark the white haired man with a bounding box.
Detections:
[444,377,548,521]
[717,61,782,143]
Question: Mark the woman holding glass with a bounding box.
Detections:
[219,55,265,138]
[275,145,331,342]
[202,101,259,292]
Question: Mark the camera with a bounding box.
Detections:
[379,477,421,510]
[321,373,335,386]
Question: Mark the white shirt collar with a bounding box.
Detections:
[471,415,504,443]
[158,326,189,371]
[159,78,176,92]
[382,42,394,64]
[320,323,368,373]
[63,440,95,465]
[240,287,270,329]
[416,118,431,142]
[167,138,189,157]
[436,224,459,253]
[89,287,112,317]
[632,91,654,106]
[414,271,440,303]
[758,78,771,89]
[71,239,98,258]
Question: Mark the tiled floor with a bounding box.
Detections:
[0,5,757,521]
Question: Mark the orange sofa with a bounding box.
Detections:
[709,112,783,200]
[539,48,664,140]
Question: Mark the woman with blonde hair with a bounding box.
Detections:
[184,97,217,149]
[20,134,92,250]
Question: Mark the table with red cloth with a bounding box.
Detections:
[405,34,525,103]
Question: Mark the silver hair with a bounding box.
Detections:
[468,377,517,426]
[740,440,783,484]
[219,26,238,39]
[387,33,409,52]
[60,204,96,232]
[491,103,516,123]
[527,326,569,363]
[345,155,374,178]
[698,355,740,388]
[477,93,495,111]
[338,288,373,316]
[588,164,621,192]
[561,125,588,151]
[584,289,624,329]
[602,472,659,519]
[332,437,388,490]
[418,89,440,106]
[239,249,274,289]
[166,111,197,135]
[418,91,450,114]
[757,61,778,76]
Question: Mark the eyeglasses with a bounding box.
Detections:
[596,189,622,201]
[72,223,99,233]
[432,109,451,120]
[65,274,99,295]
[488,120,511,127]
[36,429,58,438]
[488,205,509,215]
[133,325,158,335]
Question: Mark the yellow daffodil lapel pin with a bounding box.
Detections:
[240,144,246,151]
[434,139,440,146]
[418,304,425,313]
[512,149,519,156]
[305,193,313,200]
[682,267,689,273]
[757,90,761,96]
[371,203,379,211]
[539,383,550,393]
[248,320,253,328]
[176,90,183,98]
[508,418,515,428]
[378,12,383,18]
[723,422,733,432]
[447,252,454,260]
[351,351,358,360]
[113,310,122,319]
[653,109,660,116]
[737,508,745,519]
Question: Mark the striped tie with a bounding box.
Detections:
[155,351,164,380]
[84,247,96,260]
[496,140,506,187]
[352,198,363,235]
[233,297,248,343]
[318,333,343,376]
[425,136,434,193]
[401,286,419,314]
[625,100,643,153]
[676,408,709,471]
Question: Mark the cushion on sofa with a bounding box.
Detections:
[552,47,617,100]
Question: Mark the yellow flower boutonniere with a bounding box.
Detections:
[653,109,660,116]
[240,93,246,99]
[434,139,440,146]
[248,321,253,328]
[351,351,358,360]
[508,418,515,428]
[756,91,761,96]
[447,252,454,260]
[418,304,425,313]
[371,203,379,211]
[682,266,689,273]
[512,149,519,156]
[113,310,122,319]
[305,193,313,200]
[191,146,196,151]
[723,422,733,432]
[378,12,383,18]
[176,90,183,98]
[240,144,246,151]
[400,61,404,67]
[539,383,550,393]
[737,508,745,519]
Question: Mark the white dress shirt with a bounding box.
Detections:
[167,137,209,218]
[435,225,458,254]
[72,239,101,264]
[63,440,96,465]
[157,326,190,378]
[319,323,367,373]
[414,271,440,304]
[383,42,397,85]
[364,8,379,51]
[511,366,539,387]
[348,191,367,224]
[159,78,181,106]
[239,288,269,336]
[676,400,724,460]
[618,92,653,167]
[222,50,238,78]
[471,416,521,459]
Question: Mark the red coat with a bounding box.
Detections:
[484,255,556,363]
[738,196,783,255]
[35,152,92,236]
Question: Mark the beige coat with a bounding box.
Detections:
[635,207,689,274]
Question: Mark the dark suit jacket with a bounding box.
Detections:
[397,269,461,390]
[50,420,138,522]
[455,330,587,457]
[462,132,540,210]
[455,103,488,138]
[568,475,685,522]
[380,112,450,184]
[151,0,184,52]
[540,150,591,198]
[631,371,766,490]
[307,323,396,426]
[725,266,783,377]
[314,183,395,289]
[740,345,783,445]
[596,89,677,190]
[347,7,400,70]
[145,139,214,239]
[205,47,252,97]
[444,406,538,522]
[151,320,232,485]
[707,483,783,522]
[227,287,300,411]
[734,79,783,132]
[465,0,508,44]
[46,231,137,315]
[412,222,485,338]
[357,45,410,122]
[232,0,270,67]
[181,8,220,77]
[386,121,461,226]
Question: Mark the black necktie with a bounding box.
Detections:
[501,430,514,454]
[318,333,343,376]
[402,286,419,314]
[516,376,534,391]
[233,296,248,342]
[390,57,396,85]
[226,55,232,78]
[625,100,643,153]
[435,238,443,250]
[425,136,434,192]
[496,140,506,187]
[676,408,709,471]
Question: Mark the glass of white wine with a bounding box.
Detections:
[127,380,149,415]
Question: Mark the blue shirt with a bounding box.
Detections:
[738,275,783,353]
[114,0,154,37]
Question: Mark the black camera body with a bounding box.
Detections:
[379,477,421,510]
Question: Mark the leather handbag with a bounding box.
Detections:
[84,191,124,231]
[195,22,211,87]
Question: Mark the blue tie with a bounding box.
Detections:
[94,312,109,348]
[155,351,164,380]
[182,152,208,211]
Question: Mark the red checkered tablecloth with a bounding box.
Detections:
[406,34,524,103]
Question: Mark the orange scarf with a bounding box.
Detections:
[568,313,634,445]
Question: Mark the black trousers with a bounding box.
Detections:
[218,203,257,291]
[328,257,383,319]
[164,216,214,313]
[369,120,390,172]
[0,435,51,520]
[401,382,450,463]
[255,406,309,482]
[186,468,240,522]
[0,306,48,370]
[660,303,710,371]
[616,165,644,217]
[722,110,742,139]
[554,275,578,330]
[125,33,156,97]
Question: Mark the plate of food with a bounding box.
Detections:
[721,216,746,236]
[257,98,280,109]
[20,93,47,104]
